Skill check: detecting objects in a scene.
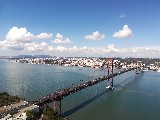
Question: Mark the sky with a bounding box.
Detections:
[0,0,160,57]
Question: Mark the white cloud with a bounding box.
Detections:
[0,27,54,51]
[56,33,63,39]
[107,44,120,52]
[73,46,77,49]
[1,37,160,57]
[82,46,87,50]
[67,46,78,53]
[0,39,24,50]
[48,44,160,57]
[56,46,68,52]
[24,42,48,52]
[63,38,72,44]
[52,39,63,44]
[119,14,126,18]
[6,27,35,43]
[48,46,54,51]
[1,27,160,58]
[51,33,73,44]
[37,33,53,39]
[113,25,133,38]
[108,44,115,49]
[85,31,105,41]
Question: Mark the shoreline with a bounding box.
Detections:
[0,92,68,120]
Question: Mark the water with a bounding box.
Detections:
[0,59,160,120]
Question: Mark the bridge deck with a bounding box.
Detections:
[36,67,136,105]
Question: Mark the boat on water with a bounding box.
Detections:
[78,65,84,67]
[157,68,160,72]
[106,86,114,90]
[135,70,139,74]
[142,69,149,71]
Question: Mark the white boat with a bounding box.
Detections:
[64,64,70,66]
[157,68,160,72]
[78,65,83,67]
[142,69,149,71]
[106,86,114,90]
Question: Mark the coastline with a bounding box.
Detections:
[0,92,68,120]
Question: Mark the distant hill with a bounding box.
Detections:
[15,55,52,58]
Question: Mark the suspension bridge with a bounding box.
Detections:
[33,58,142,116]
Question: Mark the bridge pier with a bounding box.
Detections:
[54,98,62,117]
[111,59,114,87]
[59,99,62,116]
[107,62,110,81]
[107,58,114,88]
[54,101,57,111]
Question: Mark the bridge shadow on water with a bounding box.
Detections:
[114,73,143,88]
[62,90,109,117]
[62,73,143,117]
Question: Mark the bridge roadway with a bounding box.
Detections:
[35,67,136,105]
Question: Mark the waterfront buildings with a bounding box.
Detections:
[11,57,160,71]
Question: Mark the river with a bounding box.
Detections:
[0,59,160,120]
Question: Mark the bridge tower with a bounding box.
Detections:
[53,97,62,117]
[107,58,114,87]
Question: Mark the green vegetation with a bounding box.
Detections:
[26,106,68,120]
[0,92,67,120]
[26,110,38,120]
[42,106,65,120]
[0,92,24,107]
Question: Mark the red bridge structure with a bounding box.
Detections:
[34,58,140,116]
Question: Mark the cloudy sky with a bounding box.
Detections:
[0,0,160,57]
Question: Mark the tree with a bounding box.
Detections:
[26,110,37,120]
[42,106,62,120]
